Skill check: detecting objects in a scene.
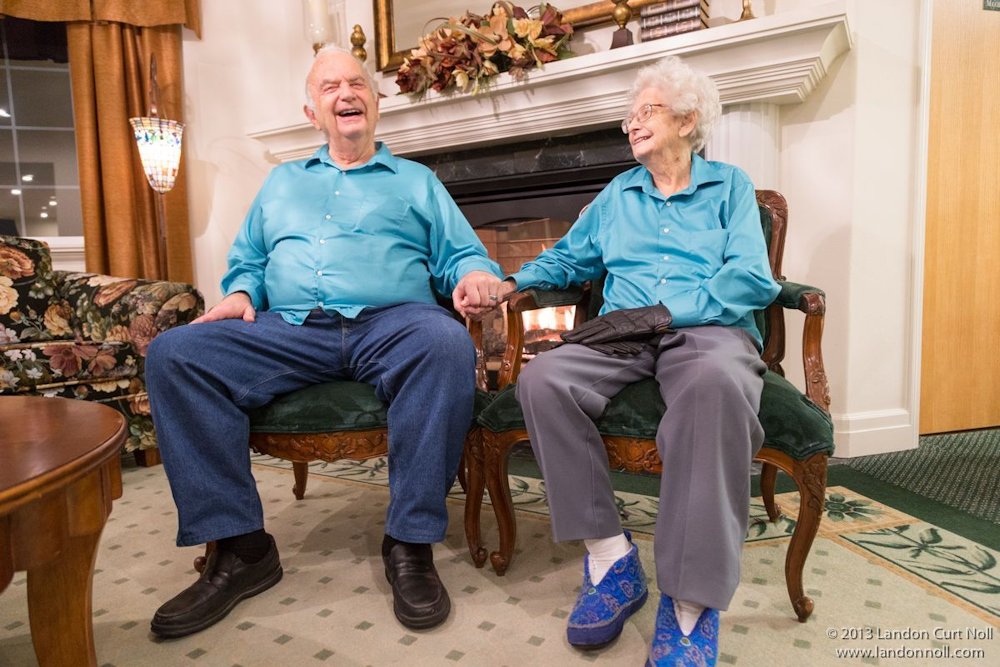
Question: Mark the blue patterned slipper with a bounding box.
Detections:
[646,593,719,666]
[566,534,648,650]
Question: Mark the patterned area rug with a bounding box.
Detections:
[0,457,997,666]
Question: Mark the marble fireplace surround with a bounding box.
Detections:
[250,1,852,192]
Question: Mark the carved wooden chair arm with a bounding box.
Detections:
[506,286,586,313]
[775,280,825,312]
[466,317,490,392]
[772,281,831,415]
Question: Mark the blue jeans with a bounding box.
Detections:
[145,303,476,547]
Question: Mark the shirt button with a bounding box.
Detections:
[662,227,670,234]
[663,255,670,261]
[666,201,672,207]
[324,214,332,220]
[334,191,340,196]
[316,270,323,276]
[316,301,323,307]
[660,278,667,285]
[319,239,326,245]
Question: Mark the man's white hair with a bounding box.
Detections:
[304,45,379,111]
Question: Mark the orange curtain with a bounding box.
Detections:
[1,0,199,282]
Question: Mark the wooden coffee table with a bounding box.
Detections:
[0,396,126,666]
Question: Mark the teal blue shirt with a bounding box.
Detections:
[222,143,502,324]
[509,155,780,347]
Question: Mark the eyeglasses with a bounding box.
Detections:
[621,103,668,134]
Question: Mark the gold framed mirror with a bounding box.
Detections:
[374,0,664,72]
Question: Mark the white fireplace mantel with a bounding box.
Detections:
[250,1,851,162]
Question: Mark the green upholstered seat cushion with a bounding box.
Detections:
[477,370,834,460]
[248,381,492,434]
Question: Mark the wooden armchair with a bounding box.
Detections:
[464,190,834,622]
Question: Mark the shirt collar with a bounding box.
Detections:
[305,142,399,173]
[623,153,725,198]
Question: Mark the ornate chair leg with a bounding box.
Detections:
[760,461,781,521]
[292,461,309,500]
[456,451,468,494]
[463,430,488,568]
[485,431,523,576]
[784,453,828,622]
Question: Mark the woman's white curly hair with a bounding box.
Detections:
[628,55,721,153]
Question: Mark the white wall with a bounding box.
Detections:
[181,0,928,457]
[779,0,927,456]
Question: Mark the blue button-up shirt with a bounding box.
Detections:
[222,143,502,324]
[509,155,780,347]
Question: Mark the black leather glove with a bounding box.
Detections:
[561,304,673,346]
[586,335,665,357]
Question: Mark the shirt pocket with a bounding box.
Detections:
[682,229,728,274]
[355,195,411,236]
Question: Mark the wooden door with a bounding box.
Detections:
[920,1,1000,433]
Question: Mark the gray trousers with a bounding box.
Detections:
[515,325,767,610]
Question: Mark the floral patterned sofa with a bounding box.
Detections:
[0,235,204,461]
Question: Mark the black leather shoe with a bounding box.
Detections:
[151,535,283,638]
[382,535,451,630]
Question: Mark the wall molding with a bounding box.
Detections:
[832,409,918,458]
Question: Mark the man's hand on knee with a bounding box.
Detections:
[192,292,257,324]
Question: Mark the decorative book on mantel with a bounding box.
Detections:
[395,1,574,97]
[638,0,709,42]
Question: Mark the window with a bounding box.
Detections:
[0,17,82,238]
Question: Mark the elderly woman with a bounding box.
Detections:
[495,55,779,665]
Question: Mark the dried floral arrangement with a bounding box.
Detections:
[395,2,574,96]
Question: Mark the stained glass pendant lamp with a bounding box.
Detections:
[129,54,183,277]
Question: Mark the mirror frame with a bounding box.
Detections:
[374,0,664,72]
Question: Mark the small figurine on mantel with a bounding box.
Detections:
[611,0,635,48]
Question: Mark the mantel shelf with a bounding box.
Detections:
[250,0,851,162]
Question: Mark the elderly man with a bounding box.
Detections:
[146,46,503,638]
[495,56,779,665]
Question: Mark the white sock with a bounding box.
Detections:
[673,599,706,636]
[583,533,631,584]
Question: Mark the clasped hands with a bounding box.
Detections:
[452,272,516,319]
